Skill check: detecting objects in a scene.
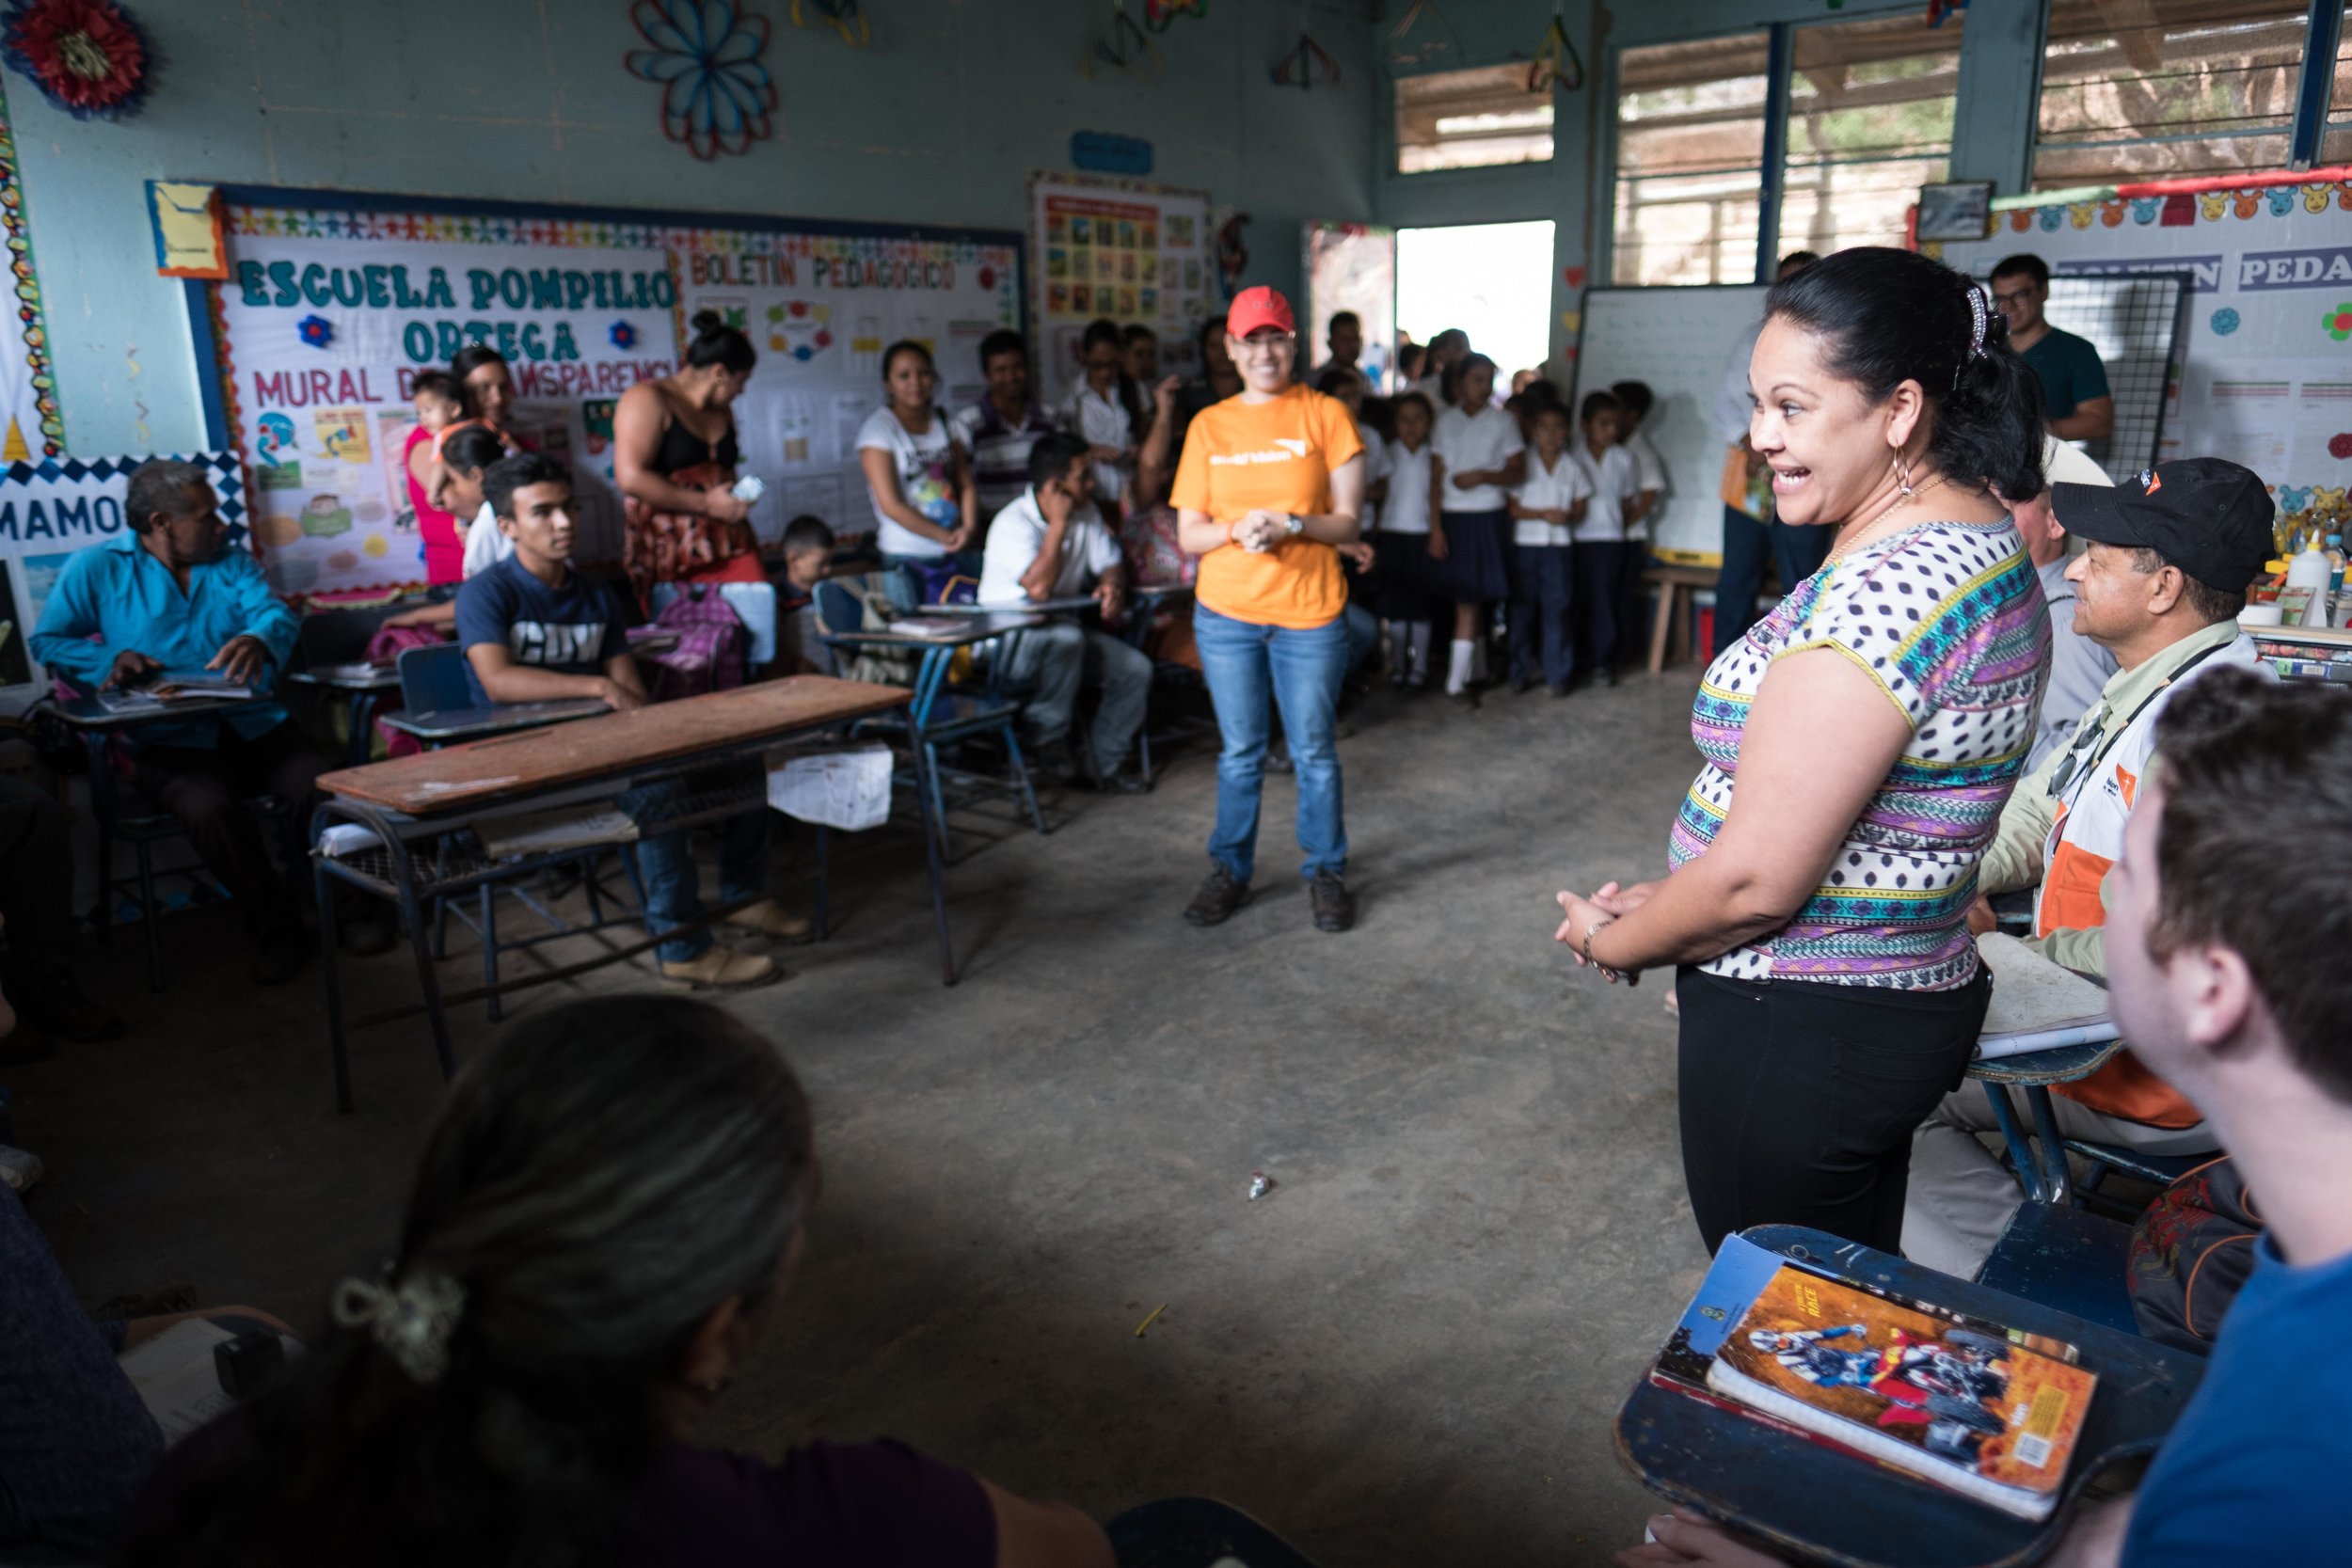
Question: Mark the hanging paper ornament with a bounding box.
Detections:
[623,0,778,161]
[1143,0,1206,33]
[1086,0,1160,81]
[1,0,151,120]
[296,314,333,349]
[1271,0,1338,90]
[788,0,868,47]
[1387,0,1456,71]
[1526,2,1582,92]
[610,320,638,350]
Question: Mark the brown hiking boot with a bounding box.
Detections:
[1183,865,1252,927]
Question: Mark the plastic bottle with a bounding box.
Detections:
[2284,535,2333,626]
[2327,533,2346,600]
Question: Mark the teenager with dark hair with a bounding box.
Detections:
[1622,672,2352,1568]
[616,309,763,599]
[457,457,803,982]
[1066,319,1140,511]
[1324,309,1362,373]
[30,462,392,981]
[1122,322,1160,386]
[857,341,981,610]
[954,330,1060,522]
[1992,252,2112,443]
[450,345,518,439]
[1554,246,2050,1256]
[123,997,1112,1568]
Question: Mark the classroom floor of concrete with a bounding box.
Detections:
[18,668,1721,1567]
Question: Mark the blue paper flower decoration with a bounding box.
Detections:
[610,320,637,350]
[296,314,333,349]
[2211,308,2241,337]
[623,0,777,161]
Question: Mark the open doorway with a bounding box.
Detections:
[1395,220,1555,391]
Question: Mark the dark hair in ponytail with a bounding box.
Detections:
[685,309,756,376]
[121,998,815,1568]
[1764,246,2045,501]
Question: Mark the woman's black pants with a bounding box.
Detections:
[1675,965,1991,1258]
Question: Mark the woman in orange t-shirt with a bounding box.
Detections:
[1169,286,1367,934]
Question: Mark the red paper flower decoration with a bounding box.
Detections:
[2328,433,2352,462]
[2,0,151,120]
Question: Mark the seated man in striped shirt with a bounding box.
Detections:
[951,329,1061,525]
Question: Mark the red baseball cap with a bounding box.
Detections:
[1225,285,1295,338]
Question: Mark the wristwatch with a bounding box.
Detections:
[1283,513,1304,536]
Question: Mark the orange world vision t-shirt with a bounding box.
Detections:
[1169,385,1364,629]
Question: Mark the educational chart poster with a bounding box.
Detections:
[1029,172,1216,408]
[0,451,246,710]
[1935,185,2352,508]
[210,199,679,597]
[673,230,1020,541]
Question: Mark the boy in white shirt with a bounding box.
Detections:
[1504,403,1590,695]
[1612,379,1666,679]
[976,432,1152,792]
[1567,390,1641,687]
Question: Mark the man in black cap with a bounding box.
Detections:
[1903,456,2278,1277]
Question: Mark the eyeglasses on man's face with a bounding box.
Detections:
[1233,332,1295,358]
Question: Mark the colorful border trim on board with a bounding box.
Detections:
[0,79,61,457]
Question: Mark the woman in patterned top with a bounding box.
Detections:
[1552,247,2051,1256]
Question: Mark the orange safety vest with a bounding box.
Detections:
[2039,635,2265,1129]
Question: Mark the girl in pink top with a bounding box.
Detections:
[405,372,469,584]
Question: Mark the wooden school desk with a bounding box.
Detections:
[310,677,941,1112]
[1616,1223,2204,1568]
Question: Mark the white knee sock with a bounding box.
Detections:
[1446,638,1475,695]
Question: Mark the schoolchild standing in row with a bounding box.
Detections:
[1430,354,1524,699]
[1567,390,1642,687]
[1504,403,1589,696]
[1378,391,1440,686]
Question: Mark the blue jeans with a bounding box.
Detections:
[1507,543,1574,688]
[1711,506,1832,657]
[1193,603,1348,883]
[619,776,771,963]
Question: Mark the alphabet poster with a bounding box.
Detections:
[1027,172,1216,409]
[199,191,1021,597]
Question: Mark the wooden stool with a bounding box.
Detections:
[1643,564,1719,674]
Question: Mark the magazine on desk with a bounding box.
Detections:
[1651,1239,2093,1521]
[94,676,257,714]
[1973,932,2114,1059]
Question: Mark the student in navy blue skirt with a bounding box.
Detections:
[1429,354,1524,698]
[1374,391,1443,686]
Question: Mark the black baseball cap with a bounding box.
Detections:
[2051,456,2276,591]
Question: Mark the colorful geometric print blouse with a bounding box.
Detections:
[1668,517,2048,990]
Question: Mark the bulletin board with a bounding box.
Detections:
[1028,171,1217,409]
[187,187,1022,599]
[1934,184,2352,517]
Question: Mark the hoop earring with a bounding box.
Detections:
[1892,449,1915,499]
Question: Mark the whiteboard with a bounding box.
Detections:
[1572,285,1767,562]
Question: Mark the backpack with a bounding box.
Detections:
[643,587,749,703]
[2127,1155,2260,1353]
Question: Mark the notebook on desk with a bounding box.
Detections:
[1975,933,2115,1059]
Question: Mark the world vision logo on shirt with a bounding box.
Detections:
[508,621,609,664]
[1210,442,1311,467]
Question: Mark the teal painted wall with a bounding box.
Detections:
[13,0,1380,457]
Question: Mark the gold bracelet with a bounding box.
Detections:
[1581,915,1615,968]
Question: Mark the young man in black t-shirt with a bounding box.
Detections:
[455,454,800,990]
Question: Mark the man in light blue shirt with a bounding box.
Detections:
[29,461,387,982]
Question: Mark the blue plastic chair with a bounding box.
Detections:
[396,641,472,716]
[814,580,1043,860]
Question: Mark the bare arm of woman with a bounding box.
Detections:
[951,438,980,546]
[1227,452,1365,550]
[383,600,458,630]
[1427,453,1450,559]
[614,383,742,519]
[858,447,962,548]
[405,437,440,502]
[982,1480,1115,1568]
[1557,647,1913,973]
[1132,377,1184,504]
[1177,506,1232,557]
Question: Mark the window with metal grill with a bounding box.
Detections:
[1778,12,1963,256]
[1612,34,1772,285]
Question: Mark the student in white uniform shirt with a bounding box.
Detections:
[1611,379,1666,671]
[1375,391,1442,686]
[1430,354,1525,697]
[1566,389,1641,686]
[976,432,1152,791]
[385,425,516,630]
[1065,318,1139,511]
[1504,402,1590,695]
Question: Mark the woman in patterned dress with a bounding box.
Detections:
[1551,247,2053,1255]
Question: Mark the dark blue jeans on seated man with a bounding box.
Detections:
[1711,504,1833,657]
[617,774,771,964]
[1193,604,1348,884]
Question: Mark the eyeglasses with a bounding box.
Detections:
[1234,334,1296,356]
[1991,286,2039,307]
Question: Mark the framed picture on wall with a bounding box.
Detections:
[1916,181,1994,244]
